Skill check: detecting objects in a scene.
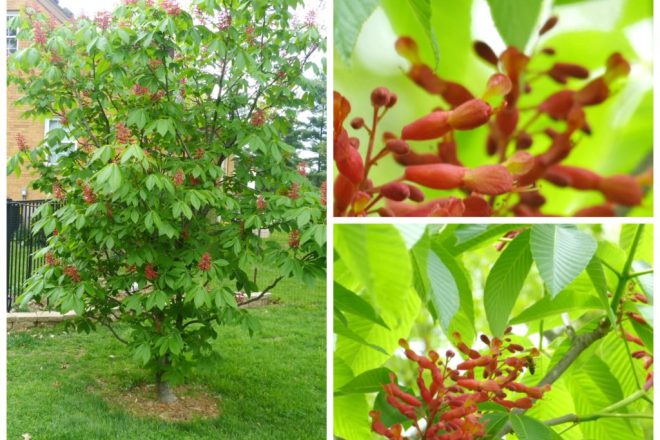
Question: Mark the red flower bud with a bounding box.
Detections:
[447,99,492,130]
[573,204,616,217]
[395,36,422,64]
[406,185,425,202]
[394,150,442,166]
[628,312,647,325]
[576,78,609,106]
[437,140,462,166]
[401,111,451,141]
[485,73,512,99]
[546,165,601,190]
[463,165,514,195]
[335,132,364,184]
[548,63,589,84]
[386,139,410,155]
[463,195,492,216]
[605,52,631,82]
[350,117,364,129]
[371,87,390,107]
[380,182,411,201]
[404,163,466,189]
[474,41,499,66]
[598,175,643,206]
[456,379,482,391]
[333,91,351,133]
[539,16,559,35]
[442,82,475,107]
[539,90,575,119]
[333,174,356,216]
[504,151,534,176]
[623,331,644,346]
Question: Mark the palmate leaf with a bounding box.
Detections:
[567,355,644,439]
[530,225,597,297]
[334,225,421,375]
[484,229,533,336]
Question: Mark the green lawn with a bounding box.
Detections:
[7,275,326,439]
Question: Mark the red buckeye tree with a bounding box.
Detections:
[8,0,326,403]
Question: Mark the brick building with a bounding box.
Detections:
[6,0,72,200]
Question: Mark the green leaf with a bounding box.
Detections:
[335,367,393,395]
[586,256,617,323]
[334,0,380,64]
[510,289,603,324]
[133,343,151,366]
[443,224,521,255]
[531,225,597,297]
[334,225,421,375]
[127,108,148,129]
[510,414,562,440]
[484,229,533,336]
[486,0,544,49]
[405,0,440,66]
[334,282,390,329]
[334,318,388,355]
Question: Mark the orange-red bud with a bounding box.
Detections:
[381,182,411,201]
[401,111,451,140]
[404,163,466,189]
[386,139,410,155]
[598,175,643,206]
[447,99,493,130]
[474,41,499,66]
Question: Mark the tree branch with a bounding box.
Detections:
[238,276,284,307]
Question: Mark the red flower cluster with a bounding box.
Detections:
[251,109,266,126]
[82,184,96,204]
[288,229,301,249]
[45,252,60,266]
[320,181,327,206]
[95,11,112,30]
[145,264,158,281]
[64,265,81,283]
[32,20,47,46]
[132,84,150,96]
[371,333,549,440]
[16,133,28,152]
[52,182,65,200]
[194,148,205,159]
[217,11,232,30]
[334,16,649,217]
[173,169,185,186]
[288,182,301,200]
[198,252,212,272]
[116,122,132,144]
[256,195,267,210]
[161,0,181,16]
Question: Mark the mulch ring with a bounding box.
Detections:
[98,382,221,422]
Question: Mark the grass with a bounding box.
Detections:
[7,272,326,439]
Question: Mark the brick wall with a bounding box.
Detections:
[6,0,71,200]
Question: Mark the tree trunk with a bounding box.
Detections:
[155,358,177,404]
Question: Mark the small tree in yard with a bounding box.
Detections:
[8,0,326,403]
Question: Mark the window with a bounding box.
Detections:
[44,118,76,165]
[7,12,18,55]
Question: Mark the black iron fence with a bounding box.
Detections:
[7,199,54,312]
